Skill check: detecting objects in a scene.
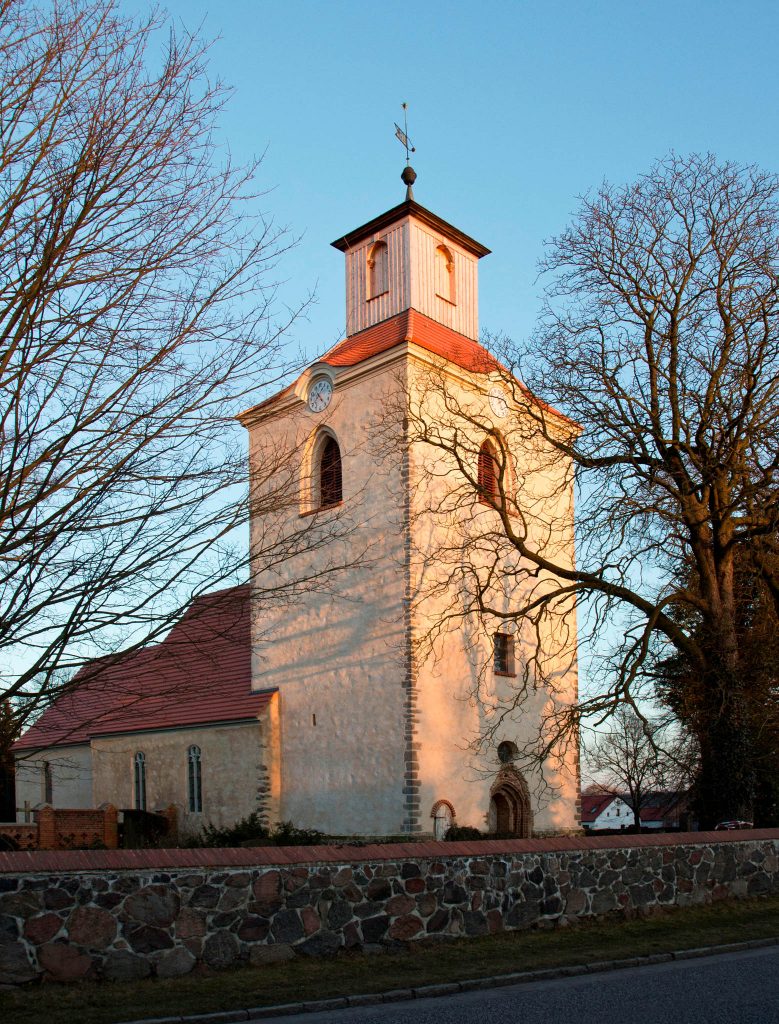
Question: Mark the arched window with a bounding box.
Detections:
[187,745,202,813]
[478,439,500,506]
[367,240,388,299]
[435,244,456,304]
[319,435,342,509]
[431,800,455,840]
[134,751,146,811]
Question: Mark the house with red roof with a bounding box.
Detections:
[580,792,636,830]
[580,789,690,832]
[14,586,277,834]
[15,173,581,839]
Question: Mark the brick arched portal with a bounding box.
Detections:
[489,770,532,838]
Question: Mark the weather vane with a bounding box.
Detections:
[394,102,417,200]
[394,102,415,163]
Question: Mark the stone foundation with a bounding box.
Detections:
[0,830,777,984]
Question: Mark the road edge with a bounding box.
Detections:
[119,935,779,1024]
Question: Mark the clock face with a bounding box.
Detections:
[489,387,508,419]
[307,377,333,413]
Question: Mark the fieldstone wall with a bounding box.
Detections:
[1,831,778,985]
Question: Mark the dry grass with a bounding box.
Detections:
[2,896,778,1024]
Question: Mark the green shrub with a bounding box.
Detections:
[199,812,269,848]
[268,820,327,846]
[192,814,327,848]
[443,824,484,841]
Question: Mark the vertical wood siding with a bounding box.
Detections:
[345,221,409,336]
[342,215,480,340]
[409,222,479,340]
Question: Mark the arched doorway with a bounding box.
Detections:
[431,800,454,840]
[488,771,532,838]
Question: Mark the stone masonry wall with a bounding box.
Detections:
[0,830,777,985]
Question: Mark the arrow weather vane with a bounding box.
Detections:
[394,102,416,165]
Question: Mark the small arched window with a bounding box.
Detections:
[367,240,389,299]
[319,436,342,509]
[134,751,147,811]
[187,745,202,813]
[497,740,519,764]
[431,800,455,840]
[435,244,456,304]
[478,439,501,506]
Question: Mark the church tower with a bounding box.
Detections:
[239,170,580,838]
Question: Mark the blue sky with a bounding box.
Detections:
[145,0,779,366]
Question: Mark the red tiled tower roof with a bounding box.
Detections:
[321,309,500,374]
[14,585,268,751]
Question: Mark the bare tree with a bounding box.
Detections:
[399,153,779,825]
[0,0,350,743]
[584,708,691,831]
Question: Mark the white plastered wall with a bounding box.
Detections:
[245,358,409,835]
[13,744,93,820]
[407,355,580,835]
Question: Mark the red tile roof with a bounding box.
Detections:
[240,310,577,430]
[321,309,501,374]
[580,793,619,823]
[14,586,268,751]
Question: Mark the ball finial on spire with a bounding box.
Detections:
[401,164,417,201]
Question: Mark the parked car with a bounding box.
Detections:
[714,820,754,830]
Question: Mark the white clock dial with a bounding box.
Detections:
[489,387,508,419]
[307,377,333,413]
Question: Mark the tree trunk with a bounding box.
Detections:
[694,665,756,828]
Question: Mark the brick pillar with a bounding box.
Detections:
[163,803,178,840]
[101,803,118,849]
[35,805,56,850]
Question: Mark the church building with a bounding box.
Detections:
[240,169,580,838]
[13,172,580,840]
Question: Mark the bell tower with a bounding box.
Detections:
[331,167,490,342]
[240,169,580,840]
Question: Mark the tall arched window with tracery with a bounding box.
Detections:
[187,745,202,813]
[42,761,53,804]
[134,751,146,811]
[435,244,456,304]
[478,439,501,506]
[319,436,342,509]
[367,240,388,299]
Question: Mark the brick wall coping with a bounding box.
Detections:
[1,828,777,875]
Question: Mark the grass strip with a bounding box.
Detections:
[2,896,779,1024]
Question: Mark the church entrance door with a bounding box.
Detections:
[489,775,531,838]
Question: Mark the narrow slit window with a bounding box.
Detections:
[187,745,202,813]
[494,633,515,676]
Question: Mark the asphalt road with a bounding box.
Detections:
[264,946,779,1024]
